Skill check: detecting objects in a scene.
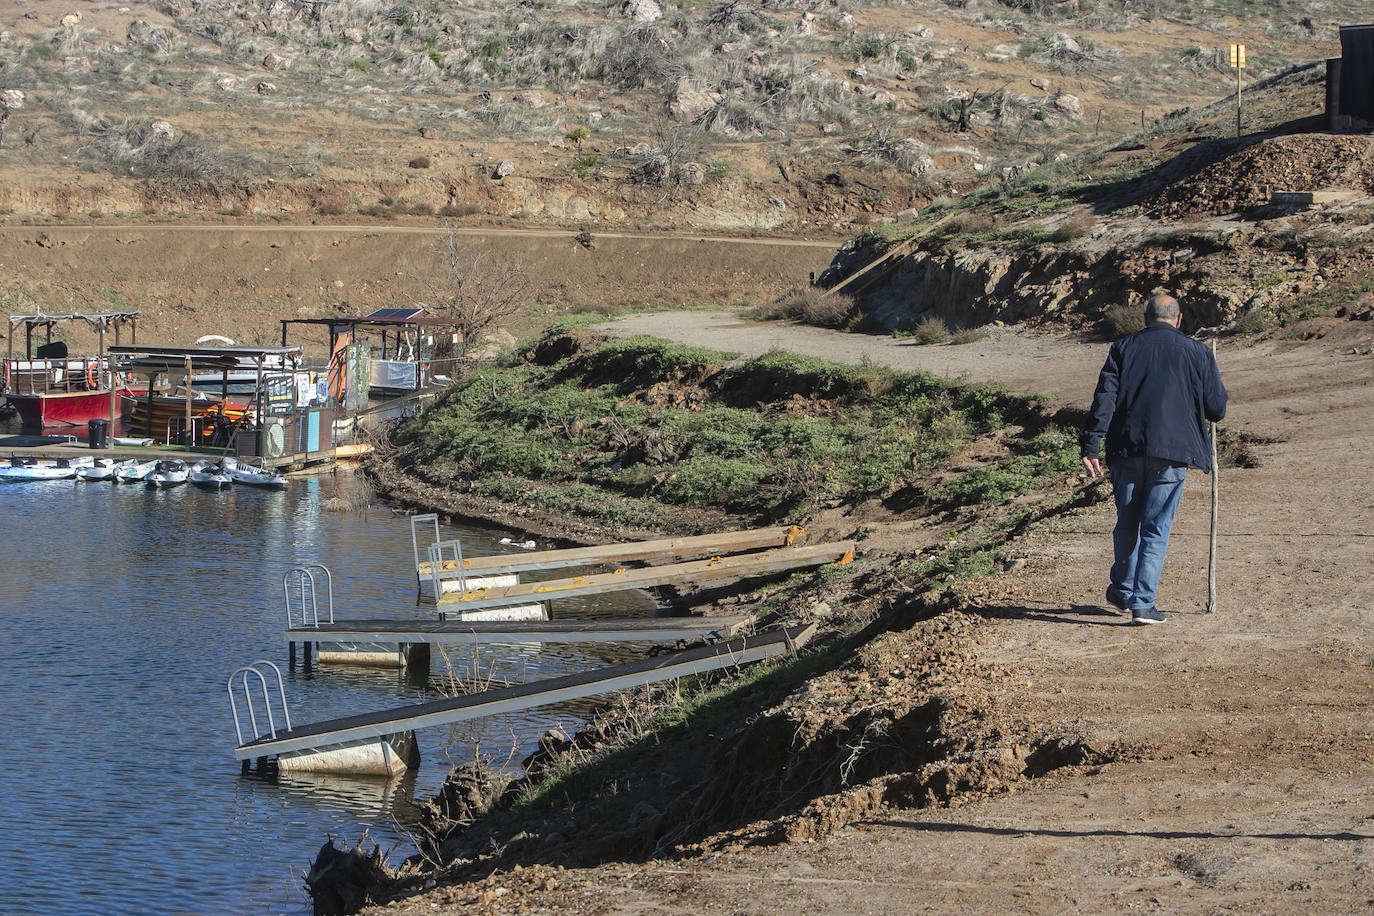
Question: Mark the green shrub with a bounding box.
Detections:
[912,316,951,345]
[569,153,600,179]
[1102,303,1143,338]
[747,286,854,329]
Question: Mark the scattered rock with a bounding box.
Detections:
[512,90,546,109]
[1053,93,1083,119]
[126,20,170,53]
[263,52,292,71]
[668,88,722,123]
[836,12,857,30]
[1,89,24,109]
[62,56,91,72]
[1030,77,1051,91]
[265,0,300,25]
[493,160,515,179]
[256,81,277,95]
[1052,32,1082,54]
[623,0,662,24]
[342,27,364,43]
[679,161,705,185]
[150,120,175,142]
[419,125,440,139]
[215,75,238,91]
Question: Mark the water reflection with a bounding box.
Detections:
[0,465,654,914]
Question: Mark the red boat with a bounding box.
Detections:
[3,311,140,431]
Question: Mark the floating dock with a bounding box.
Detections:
[434,541,854,617]
[290,615,752,646]
[417,525,808,587]
[291,615,753,668]
[236,623,816,774]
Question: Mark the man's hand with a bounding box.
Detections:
[1082,456,1103,479]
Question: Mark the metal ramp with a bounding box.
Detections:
[284,615,754,646]
[435,541,855,616]
[234,623,816,764]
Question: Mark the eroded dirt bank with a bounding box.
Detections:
[357,317,1373,914]
[0,224,838,348]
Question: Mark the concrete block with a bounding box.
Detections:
[277,731,419,776]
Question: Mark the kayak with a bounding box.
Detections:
[146,459,189,488]
[189,460,233,489]
[77,458,136,481]
[218,456,286,489]
[0,456,95,481]
[115,459,160,483]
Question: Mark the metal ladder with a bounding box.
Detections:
[227,660,292,755]
[283,564,334,629]
[410,513,440,578]
[427,538,468,601]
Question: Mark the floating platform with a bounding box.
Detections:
[235,623,816,773]
[434,541,854,617]
[416,525,807,601]
[291,615,752,647]
[296,615,753,669]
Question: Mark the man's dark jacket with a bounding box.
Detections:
[1080,322,1228,471]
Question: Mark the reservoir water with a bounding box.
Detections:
[0,470,652,914]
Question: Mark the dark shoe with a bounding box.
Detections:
[1104,588,1129,614]
[1131,607,1165,625]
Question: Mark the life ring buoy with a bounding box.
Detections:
[86,362,99,389]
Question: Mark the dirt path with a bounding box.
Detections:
[564,312,1374,912]
[598,310,1105,404]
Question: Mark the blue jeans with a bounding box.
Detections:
[1108,457,1188,612]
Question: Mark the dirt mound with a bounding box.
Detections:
[1146,134,1374,218]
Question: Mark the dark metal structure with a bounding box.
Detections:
[1329,25,1374,129]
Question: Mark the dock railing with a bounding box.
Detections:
[409,513,440,579]
[426,538,468,600]
[227,660,292,747]
[283,565,334,629]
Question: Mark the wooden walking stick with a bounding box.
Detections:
[1207,337,1219,613]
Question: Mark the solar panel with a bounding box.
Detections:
[363,307,425,321]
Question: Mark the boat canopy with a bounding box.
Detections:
[6,311,139,360]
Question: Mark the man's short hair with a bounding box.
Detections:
[1144,294,1181,323]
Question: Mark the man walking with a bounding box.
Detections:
[1081,293,1228,625]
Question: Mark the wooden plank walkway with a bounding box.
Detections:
[417,525,807,580]
[286,616,753,645]
[236,623,816,761]
[434,541,855,615]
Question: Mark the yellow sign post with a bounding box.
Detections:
[1229,43,1247,138]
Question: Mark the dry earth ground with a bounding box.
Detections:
[491,312,1372,913]
[0,226,839,350]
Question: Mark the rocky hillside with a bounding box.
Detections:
[824,65,1374,335]
[0,0,1360,234]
